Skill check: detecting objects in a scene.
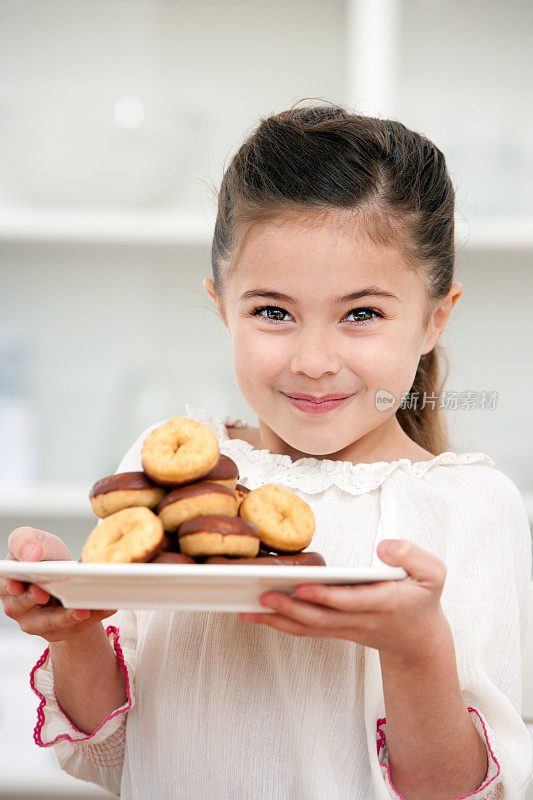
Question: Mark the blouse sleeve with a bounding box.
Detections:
[374,465,532,799]
[29,608,137,798]
[27,423,155,796]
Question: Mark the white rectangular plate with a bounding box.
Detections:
[0,560,408,613]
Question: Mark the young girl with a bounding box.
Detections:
[2,104,531,800]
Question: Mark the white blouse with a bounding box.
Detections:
[30,404,532,799]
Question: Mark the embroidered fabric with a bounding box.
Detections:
[376,708,504,799]
[79,724,127,768]
[185,403,496,496]
[30,625,133,749]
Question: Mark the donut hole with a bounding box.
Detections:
[107,530,124,546]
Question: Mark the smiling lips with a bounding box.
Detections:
[285,393,353,403]
[282,392,354,414]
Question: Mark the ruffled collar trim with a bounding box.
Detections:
[184,403,496,495]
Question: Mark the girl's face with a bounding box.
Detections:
[204,211,461,463]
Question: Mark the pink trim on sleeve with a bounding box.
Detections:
[376,706,502,799]
[30,624,132,747]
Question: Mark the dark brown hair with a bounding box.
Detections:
[210,100,455,455]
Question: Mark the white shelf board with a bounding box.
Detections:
[1,482,532,524]
[456,217,533,250]
[0,207,531,249]
[0,483,92,517]
[0,774,114,797]
[0,206,215,245]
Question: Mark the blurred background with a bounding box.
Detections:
[0,0,532,796]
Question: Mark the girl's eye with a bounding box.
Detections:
[345,308,383,325]
[250,306,383,326]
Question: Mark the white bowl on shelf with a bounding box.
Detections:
[0,92,206,208]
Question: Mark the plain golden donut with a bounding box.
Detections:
[238,484,315,554]
[81,506,165,563]
[141,416,220,487]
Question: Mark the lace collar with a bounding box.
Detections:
[184,403,496,496]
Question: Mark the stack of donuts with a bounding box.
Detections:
[81,416,325,567]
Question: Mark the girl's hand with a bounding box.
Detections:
[240,539,449,663]
[0,527,117,643]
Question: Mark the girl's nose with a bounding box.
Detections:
[289,329,342,378]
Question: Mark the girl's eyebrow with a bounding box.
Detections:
[239,286,400,304]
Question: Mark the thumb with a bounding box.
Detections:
[377,539,412,565]
[7,527,72,562]
[377,539,447,590]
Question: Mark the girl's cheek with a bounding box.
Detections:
[345,342,419,404]
[236,336,287,372]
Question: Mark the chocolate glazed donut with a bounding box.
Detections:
[157,481,238,533]
[201,454,240,492]
[177,514,261,558]
[204,552,326,566]
[89,471,166,518]
[234,483,250,509]
[148,551,195,564]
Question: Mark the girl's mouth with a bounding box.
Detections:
[282,393,354,415]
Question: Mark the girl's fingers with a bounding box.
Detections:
[2,585,51,618]
[259,593,375,630]
[41,610,117,642]
[5,579,43,598]
[2,588,38,617]
[0,552,27,597]
[18,605,98,636]
[2,530,68,601]
[0,577,24,597]
[248,612,326,638]
[292,581,400,613]
[28,584,50,604]
[8,527,72,561]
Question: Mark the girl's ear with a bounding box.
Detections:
[421,283,463,355]
[202,277,216,300]
[202,277,229,330]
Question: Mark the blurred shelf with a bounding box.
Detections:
[0,483,91,517]
[0,775,113,797]
[0,207,532,250]
[1,483,532,525]
[0,206,215,245]
[455,217,533,251]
